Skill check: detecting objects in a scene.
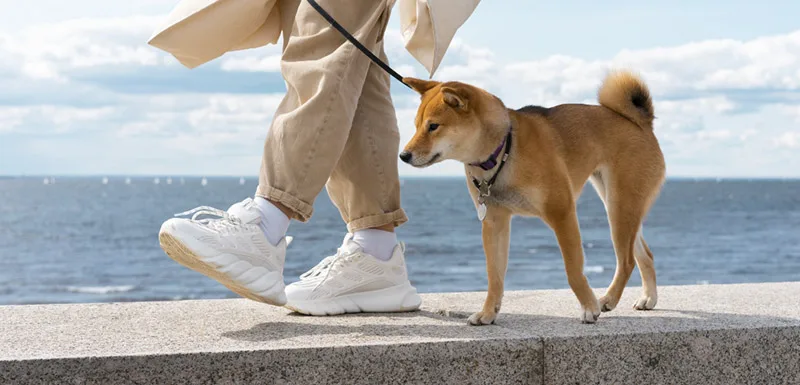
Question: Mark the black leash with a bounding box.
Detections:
[306,0,411,89]
[307,0,513,221]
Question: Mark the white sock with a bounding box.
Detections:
[254,196,290,246]
[352,229,398,261]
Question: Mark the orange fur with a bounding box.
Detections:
[402,71,666,325]
[598,71,654,130]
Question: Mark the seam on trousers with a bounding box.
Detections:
[365,110,388,209]
[376,0,391,42]
[372,8,392,210]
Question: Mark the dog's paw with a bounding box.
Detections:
[633,294,657,310]
[467,311,497,326]
[580,297,601,324]
[599,294,619,312]
[580,306,600,324]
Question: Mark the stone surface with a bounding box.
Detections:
[423,282,800,384]
[0,298,540,384]
[1,282,799,384]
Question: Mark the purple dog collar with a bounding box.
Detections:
[470,132,509,171]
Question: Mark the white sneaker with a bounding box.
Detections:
[158,198,290,306]
[285,234,422,315]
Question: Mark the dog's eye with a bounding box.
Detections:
[428,123,440,132]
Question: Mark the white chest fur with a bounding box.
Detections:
[483,186,543,217]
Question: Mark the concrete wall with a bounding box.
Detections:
[2,282,799,384]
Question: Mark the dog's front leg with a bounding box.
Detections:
[544,207,601,324]
[468,205,512,326]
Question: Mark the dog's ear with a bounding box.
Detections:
[441,87,468,110]
[403,77,439,95]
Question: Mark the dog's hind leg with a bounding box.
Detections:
[468,205,512,326]
[591,168,660,311]
[591,168,657,312]
[604,225,659,311]
[632,233,657,310]
[599,203,640,311]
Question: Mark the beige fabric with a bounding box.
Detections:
[148,0,282,69]
[148,0,480,76]
[255,0,407,232]
[398,0,481,76]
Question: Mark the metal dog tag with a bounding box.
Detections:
[477,203,487,221]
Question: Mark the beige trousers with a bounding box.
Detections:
[256,0,407,232]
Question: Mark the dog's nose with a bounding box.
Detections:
[399,151,412,163]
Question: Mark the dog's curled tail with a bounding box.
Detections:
[597,71,654,130]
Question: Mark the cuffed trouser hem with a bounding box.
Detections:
[255,185,314,222]
[346,209,408,233]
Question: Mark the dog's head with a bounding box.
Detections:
[399,78,509,168]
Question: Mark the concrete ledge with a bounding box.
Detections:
[2,282,799,384]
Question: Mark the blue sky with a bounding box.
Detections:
[1,0,799,177]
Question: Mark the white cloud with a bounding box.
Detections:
[782,105,800,122]
[183,94,284,132]
[0,105,115,134]
[447,31,800,110]
[220,54,282,72]
[0,108,26,133]
[0,13,799,177]
[111,93,286,155]
[20,61,63,81]
[775,132,800,148]
[1,16,162,81]
[658,97,737,116]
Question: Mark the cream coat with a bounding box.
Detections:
[148,0,480,76]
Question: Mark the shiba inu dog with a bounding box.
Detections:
[400,71,665,325]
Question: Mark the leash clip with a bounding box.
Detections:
[477,180,492,198]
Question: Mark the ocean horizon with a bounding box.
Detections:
[1,176,798,305]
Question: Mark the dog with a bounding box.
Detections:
[399,71,665,325]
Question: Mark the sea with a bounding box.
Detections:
[0,176,798,305]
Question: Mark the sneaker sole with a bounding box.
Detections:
[159,232,286,306]
[285,283,422,316]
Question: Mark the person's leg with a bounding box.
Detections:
[325,39,407,261]
[256,0,397,229]
[284,26,421,316]
[159,0,396,306]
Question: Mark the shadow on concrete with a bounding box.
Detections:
[221,309,535,342]
[222,305,800,342]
